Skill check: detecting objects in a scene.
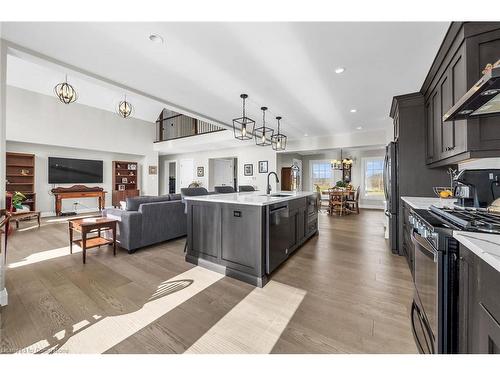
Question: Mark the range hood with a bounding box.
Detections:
[443,60,500,122]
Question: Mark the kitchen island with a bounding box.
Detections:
[183,191,318,287]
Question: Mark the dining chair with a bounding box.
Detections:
[328,188,347,216]
[214,186,235,194]
[346,186,361,214]
[238,185,255,192]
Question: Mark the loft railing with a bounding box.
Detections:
[155,110,225,142]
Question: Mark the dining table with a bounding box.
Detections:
[322,188,356,215]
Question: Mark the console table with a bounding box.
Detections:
[51,185,107,216]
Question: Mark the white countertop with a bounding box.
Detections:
[401,196,458,210]
[453,231,500,273]
[183,191,315,206]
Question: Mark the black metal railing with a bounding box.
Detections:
[155,110,225,142]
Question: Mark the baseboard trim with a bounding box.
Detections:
[359,204,384,210]
[0,287,8,306]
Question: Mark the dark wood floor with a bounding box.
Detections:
[0,210,416,354]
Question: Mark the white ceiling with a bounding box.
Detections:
[2,22,449,139]
[6,55,164,123]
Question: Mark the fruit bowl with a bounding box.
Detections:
[433,187,455,198]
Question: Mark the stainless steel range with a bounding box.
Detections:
[408,205,500,354]
[430,206,500,234]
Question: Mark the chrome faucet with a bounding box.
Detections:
[267,172,279,195]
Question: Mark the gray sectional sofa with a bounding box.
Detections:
[103,194,187,253]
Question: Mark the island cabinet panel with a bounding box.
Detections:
[185,193,317,287]
[458,243,500,353]
[457,244,477,353]
[422,22,500,167]
[288,197,307,252]
[189,202,221,259]
[220,205,264,274]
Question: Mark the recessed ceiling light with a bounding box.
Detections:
[350,109,357,113]
[356,126,363,130]
[335,67,345,74]
[149,34,164,44]
[304,133,308,137]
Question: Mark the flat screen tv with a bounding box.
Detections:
[48,157,103,184]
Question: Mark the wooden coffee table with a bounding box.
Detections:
[68,217,117,264]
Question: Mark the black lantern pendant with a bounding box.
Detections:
[254,107,274,146]
[117,94,134,118]
[232,94,255,140]
[54,75,78,104]
[271,116,287,151]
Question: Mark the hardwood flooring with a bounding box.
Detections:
[0,210,416,354]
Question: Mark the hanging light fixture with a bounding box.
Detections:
[232,94,255,140]
[254,107,274,146]
[117,94,134,118]
[271,116,287,151]
[54,75,78,104]
[331,149,353,170]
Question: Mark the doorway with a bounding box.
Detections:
[179,159,194,189]
[168,161,176,193]
[209,157,238,191]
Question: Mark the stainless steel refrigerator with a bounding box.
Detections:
[384,141,398,253]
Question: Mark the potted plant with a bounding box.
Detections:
[335,180,349,189]
[11,191,27,212]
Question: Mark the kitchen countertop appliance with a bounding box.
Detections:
[453,169,500,208]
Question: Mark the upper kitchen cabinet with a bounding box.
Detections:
[421,22,500,167]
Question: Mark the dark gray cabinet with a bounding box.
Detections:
[401,201,414,277]
[422,22,500,167]
[458,243,500,353]
[186,196,317,287]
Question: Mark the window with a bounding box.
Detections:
[310,160,335,191]
[363,157,384,199]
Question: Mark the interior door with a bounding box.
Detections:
[179,159,194,188]
[213,159,234,187]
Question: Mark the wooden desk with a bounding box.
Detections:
[69,217,117,264]
[52,185,106,216]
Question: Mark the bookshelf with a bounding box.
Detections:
[6,152,36,211]
[112,161,140,207]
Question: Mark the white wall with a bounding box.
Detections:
[0,34,7,305]
[6,141,144,216]
[6,86,159,196]
[159,144,278,193]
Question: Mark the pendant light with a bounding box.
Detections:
[254,107,274,146]
[54,75,78,104]
[271,116,287,151]
[331,149,353,170]
[117,94,134,118]
[232,94,255,140]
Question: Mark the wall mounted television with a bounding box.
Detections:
[48,157,103,184]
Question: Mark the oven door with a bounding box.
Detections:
[411,229,438,353]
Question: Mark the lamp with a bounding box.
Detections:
[232,94,255,140]
[54,75,78,104]
[254,107,274,146]
[117,94,134,118]
[271,116,287,151]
